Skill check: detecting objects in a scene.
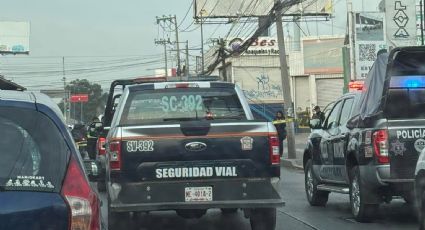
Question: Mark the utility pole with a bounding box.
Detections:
[421,0,424,45]
[155,38,171,77]
[347,1,356,79]
[275,0,296,159]
[185,40,189,76]
[62,57,67,124]
[173,15,181,76]
[156,15,181,76]
[219,38,227,81]
[200,9,206,73]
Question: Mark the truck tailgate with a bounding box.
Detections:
[388,120,425,179]
[118,121,277,181]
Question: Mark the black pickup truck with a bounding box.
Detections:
[303,47,425,222]
[102,80,284,229]
[91,77,167,191]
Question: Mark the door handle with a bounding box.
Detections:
[339,134,347,138]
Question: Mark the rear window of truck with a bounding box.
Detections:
[120,88,246,125]
[0,107,69,192]
[385,87,425,119]
[384,51,425,119]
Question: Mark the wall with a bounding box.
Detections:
[231,55,283,104]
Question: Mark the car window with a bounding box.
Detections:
[324,101,342,130]
[0,107,70,193]
[385,88,425,119]
[339,98,355,125]
[120,88,246,125]
[322,103,334,124]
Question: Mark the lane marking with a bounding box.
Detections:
[278,210,321,230]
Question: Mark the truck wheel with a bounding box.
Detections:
[108,206,128,230]
[415,176,425,229]
[304,159,329,206]
[108,194,129,230]
[349,166,379,222]
[221,208,238,215]
[250,208,276,230]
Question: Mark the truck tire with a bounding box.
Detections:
[108,195,129,230]
[250,208,276,230]
[108,207,119,230]
[349,166,379,222]
[415,176,425,229]
[221,208,238,215]
[304,159,329,206]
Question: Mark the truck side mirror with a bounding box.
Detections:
[309,119,322,130]
[346,114,359,129]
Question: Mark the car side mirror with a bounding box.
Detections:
[346,115,359,129]
[309,119,322,129]
[83,160,103,182]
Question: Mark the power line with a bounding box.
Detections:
[204,0,302,75]
[177,0,195,28]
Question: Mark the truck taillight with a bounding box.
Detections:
[97,137,106,156]
[269,135,280,165]
[109,140,121,171]
[62,155,100,230]
[373,130,389,164]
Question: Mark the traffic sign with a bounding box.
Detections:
[70,94,89,103]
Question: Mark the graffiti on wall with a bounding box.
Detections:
[242,73,283,101]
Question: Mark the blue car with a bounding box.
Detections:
[0,90,101,230]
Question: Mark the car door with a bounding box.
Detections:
[319,100,343,181]
[331,97,355,182]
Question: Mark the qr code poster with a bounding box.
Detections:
[355,41,387,79]
[359,44,377,62]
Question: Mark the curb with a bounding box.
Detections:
[281,159,304,170]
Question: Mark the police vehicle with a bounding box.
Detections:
[304,47,425,222]
[415,148,425,229]
[92,77,167,191]
[100,80,284,230]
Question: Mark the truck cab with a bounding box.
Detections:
[102,80,284,230]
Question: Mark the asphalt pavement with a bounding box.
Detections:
[97,164,419,230]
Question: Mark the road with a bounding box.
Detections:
[98,166,418,230]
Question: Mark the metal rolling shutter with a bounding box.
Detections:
[316,76,344,108]
[294,76,310,111]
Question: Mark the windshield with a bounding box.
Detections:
[0,107,69,192]
[120,88,246,125]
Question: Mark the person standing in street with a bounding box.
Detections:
[272,111,287,157]
[312,106,325,124]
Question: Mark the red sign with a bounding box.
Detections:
[349,81,364,92]
[70,94,89,103]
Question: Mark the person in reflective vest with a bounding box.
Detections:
[272,111,287,156]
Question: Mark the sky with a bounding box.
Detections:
[0,0,380,91]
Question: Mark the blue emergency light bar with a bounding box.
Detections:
[390,76,425,88]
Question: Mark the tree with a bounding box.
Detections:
[59,79,108,124]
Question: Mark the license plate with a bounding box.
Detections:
[185,187,213,202]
